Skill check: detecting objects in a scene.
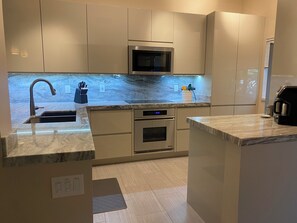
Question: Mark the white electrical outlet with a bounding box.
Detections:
[65,85,71,94]
[99,83,105,92]
[174,84,179,92]
[51,174,84,198]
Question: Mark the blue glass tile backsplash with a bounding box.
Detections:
[8,73,211,103]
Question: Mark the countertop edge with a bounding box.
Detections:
[2,150,95,167]
[87,102,211,111]
[187,116,297,147]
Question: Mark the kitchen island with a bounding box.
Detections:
[187,114,297,223]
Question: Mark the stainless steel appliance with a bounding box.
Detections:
[274,85,297,125]
[128,45,174,75]
[134,108,175,153]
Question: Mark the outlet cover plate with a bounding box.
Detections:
[51,174,84,198]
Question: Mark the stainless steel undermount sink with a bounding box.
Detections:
[24,111,76,124]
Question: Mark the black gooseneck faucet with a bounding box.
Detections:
[29,79,56,117]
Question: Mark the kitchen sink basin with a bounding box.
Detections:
[24,111,76,124]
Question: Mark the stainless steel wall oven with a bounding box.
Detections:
[134,108,175,153]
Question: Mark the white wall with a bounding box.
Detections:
[0,0,11,137]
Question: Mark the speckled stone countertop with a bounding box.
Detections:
[86,97,210,111]
[3,99,210,167]
[3,103,95,167]
[188,114,297,147]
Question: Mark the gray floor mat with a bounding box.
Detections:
[92,178,127,214]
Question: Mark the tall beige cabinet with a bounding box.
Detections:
[206,12,264,115]
[3,0,44,72]
[41,0,88,73]
[87,4,128,73]
[174,13,206,74]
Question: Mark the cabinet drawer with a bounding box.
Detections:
[90,110,132,135]
[177,107,210,129]
[211,106,234,116]
[93,134,132,159]
[176,129,189,152]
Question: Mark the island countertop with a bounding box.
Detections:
[187,114,297,146]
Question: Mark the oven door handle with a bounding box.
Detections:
[134,117,175,121]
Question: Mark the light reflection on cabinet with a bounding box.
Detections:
[3,0,44,72]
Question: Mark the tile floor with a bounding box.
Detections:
[92,157,204,223]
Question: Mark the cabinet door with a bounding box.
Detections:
[174,13,206,74]
[208,12,239,105]
[211,106,234,116]
[3,0,43,72]
[93,134,132,159]
[89,110,132,135]
[88,4,128,73]
[152,11,173,42]
[177,107,210,130]
[41,0,88,72]
[128,8,151,41]
[235,14,264,105]
[234,105,256,115]
[176,129,189,152]
[271,0,297,76]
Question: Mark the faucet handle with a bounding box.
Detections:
[35,106,44,110]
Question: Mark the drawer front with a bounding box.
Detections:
[93,134,132,159]
[90,110,132,135]
[177,107,210,129]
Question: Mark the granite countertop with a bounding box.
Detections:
[86,98,210,111]
[3,99,210,167]
[3,103,95,167]
[188,114,297,147]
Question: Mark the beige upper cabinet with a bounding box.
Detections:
[271,0,297,76]
[152,11,174,42]
[128,8,173,42]
[173,13,206,74]
[206,12,264,106]
[3,0,44,72]
[41,0,88,73]
[128,8,151,41]
[87,4,128,73]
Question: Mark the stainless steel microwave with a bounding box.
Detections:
[128,45,174,75]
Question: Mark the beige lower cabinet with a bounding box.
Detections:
[89,109,132,160]
[211,105,234,116]
[211,105,257,116]
[176,107,210,151]
[93,134,132,159]
[176,129,190,152]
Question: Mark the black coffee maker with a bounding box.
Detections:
[274,85,297,125]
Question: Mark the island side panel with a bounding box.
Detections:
[239,141,297,223]
[187,126,241,223]
[0,159,93,223]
